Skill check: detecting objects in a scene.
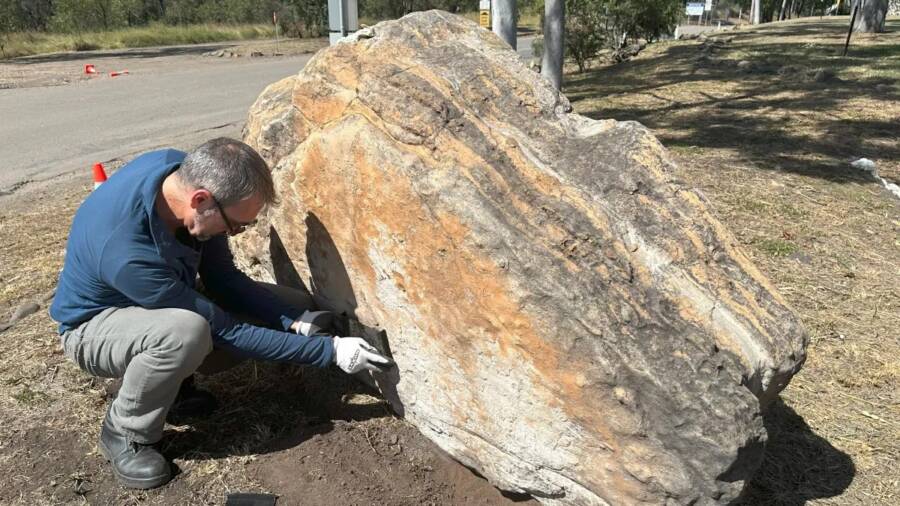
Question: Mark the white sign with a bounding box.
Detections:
[705,0,713,11]
[686,2,704,16]
[480,0,490,10]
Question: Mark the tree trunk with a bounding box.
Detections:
[779,0,789,20]
[492,0,517,49]
[751,0,762,24]
[541,0,564,90]
[852,0,888,32]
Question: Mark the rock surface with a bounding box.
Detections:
[234,10,807,505]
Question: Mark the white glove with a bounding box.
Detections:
[293,310,333,336]
[332,336,394,374]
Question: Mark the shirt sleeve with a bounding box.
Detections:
[98,237,333,367]
[198,235,304,331]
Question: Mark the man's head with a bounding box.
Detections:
[174,138,276,241]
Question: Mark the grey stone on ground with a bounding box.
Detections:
[812,68,835,82]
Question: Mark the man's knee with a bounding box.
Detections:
[157,309,212,368]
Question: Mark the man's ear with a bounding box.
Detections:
[188,188,213,210]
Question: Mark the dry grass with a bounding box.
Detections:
[0,23,276,60]
[567,16,899,505]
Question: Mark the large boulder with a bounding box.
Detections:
[234,11,807,505]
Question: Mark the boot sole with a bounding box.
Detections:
[99,437,172,489]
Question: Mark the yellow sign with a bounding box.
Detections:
[479,10,490,28]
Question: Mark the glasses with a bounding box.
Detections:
[210,195,256,235]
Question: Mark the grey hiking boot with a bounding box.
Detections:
[99,414,171,489]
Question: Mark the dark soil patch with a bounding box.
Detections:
[252,418,534,506]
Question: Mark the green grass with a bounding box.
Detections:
[0,23,276,59]
[12,386,51,407]
[754,238,800,257]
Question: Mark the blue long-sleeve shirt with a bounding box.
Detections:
[50,149,334,367]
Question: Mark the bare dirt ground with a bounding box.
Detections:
[0,37,326,90]
[1,16,898,506]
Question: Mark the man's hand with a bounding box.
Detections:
[332,336,395,374]
[291,310,333,336]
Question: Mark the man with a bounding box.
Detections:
[50,138,392,489]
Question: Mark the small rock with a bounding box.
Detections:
[10,301,40,323]
[620,305,633,323]
[850,158,877,174]
[812,68,834,82]
[737,60,753,71]
[356,27,376,39]
[250,51,264,58]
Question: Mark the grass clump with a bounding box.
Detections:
[1,23,275,59]
[12,386,51,407]
[754,238,799,257]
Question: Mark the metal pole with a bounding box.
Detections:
[327,0,358,45]
[843,1,860,56]
[273,11,279,55]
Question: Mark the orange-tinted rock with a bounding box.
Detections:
[235,11,807,505]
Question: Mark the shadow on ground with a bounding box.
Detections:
[565,18,900,183]
[737,398,855,505]
[160,363,391,462]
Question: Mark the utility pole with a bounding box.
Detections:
[492,0,517,49]
[328,0,358,45]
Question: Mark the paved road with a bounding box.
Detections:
[0,37,536,193]
[0,54,314,192]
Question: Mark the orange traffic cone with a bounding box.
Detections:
[92,163,108,189]
[84,64,97,75]
[109,70,129,77]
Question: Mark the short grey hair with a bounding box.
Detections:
[177,137,277,206]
